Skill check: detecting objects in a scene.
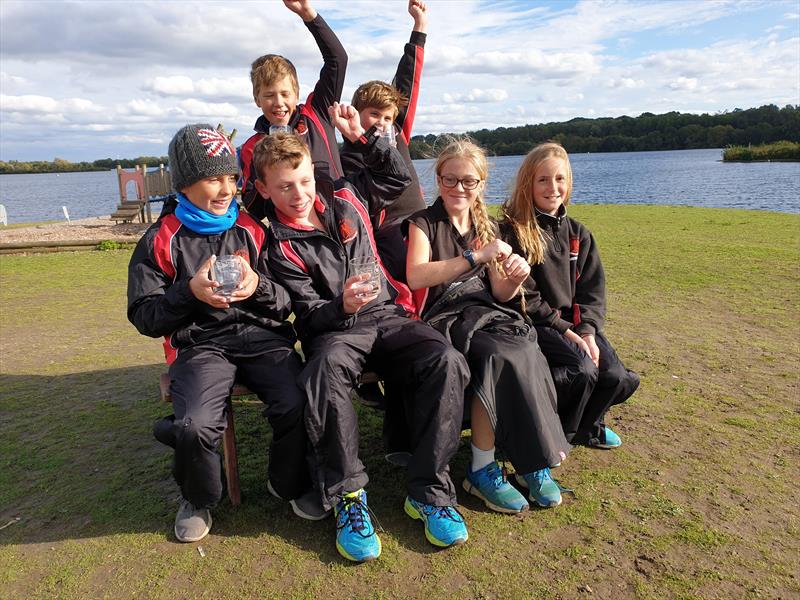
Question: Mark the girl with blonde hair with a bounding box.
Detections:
[501,142,639,449]
[404,137,570,512]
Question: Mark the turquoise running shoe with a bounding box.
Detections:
[463,461,529,514]
[592,426,622,449]
[404,496,468,547]
[334,489,381,562]
[516,468,562,507]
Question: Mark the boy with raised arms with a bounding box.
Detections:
[239,0,347,220]
[341,0,428,283]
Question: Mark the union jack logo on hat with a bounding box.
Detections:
[197,128,234,157]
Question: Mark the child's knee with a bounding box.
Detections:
[173,416,223,451]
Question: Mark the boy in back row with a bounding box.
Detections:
[239,0,347,220]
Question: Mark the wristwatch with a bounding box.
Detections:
[462,248,476,268]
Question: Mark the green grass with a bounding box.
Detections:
[1,205,799,599]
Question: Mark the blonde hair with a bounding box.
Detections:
[250,54,299,98]
[502,142,573,265]
[252,133,310,182]
[351,81,408,120]
[435,136,499,269]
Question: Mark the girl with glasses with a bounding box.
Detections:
[404,137,571,513]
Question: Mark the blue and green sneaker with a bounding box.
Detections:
[404,496,468,547]
[334,489,381,562]
[463,461,529,514]
[592,426,622,449]
[516,468,562,507]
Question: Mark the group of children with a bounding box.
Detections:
[127,0,639,562]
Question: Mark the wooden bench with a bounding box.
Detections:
[159,370,381,507]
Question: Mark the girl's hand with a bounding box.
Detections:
[581,333,601,367]
[189,256,231,309]
[564,329,591,359]
[343,274,379,314]
[227,256,259,302]
[501,253,530,284]
[476,239,512,264]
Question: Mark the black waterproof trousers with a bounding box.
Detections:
[299,313,469,511]
[159,345,309,509]
[535,328,640,446]
[465,328,570,474]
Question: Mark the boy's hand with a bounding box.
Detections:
[501,253,530,284]
[581,333,601,367]
[190,256,231,309]
[227,256,259,303]
[564,329,592,360]
[409,0,428,32]
[476,239,511,264]
[343,274,379,314]
[283,0,317,21]
[328,102,365,142]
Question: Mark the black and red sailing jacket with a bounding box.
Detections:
[340,31,427,230]
[239,14,347,221]
[127,212,295,365]
[501,206,607,336]
[265,135,414,343]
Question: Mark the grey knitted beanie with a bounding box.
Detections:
[168,124,239,192]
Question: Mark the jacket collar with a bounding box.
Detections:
[535,203,567,228]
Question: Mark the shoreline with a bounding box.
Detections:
[0,215,148,246]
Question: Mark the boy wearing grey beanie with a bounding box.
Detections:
[128,123,315,542]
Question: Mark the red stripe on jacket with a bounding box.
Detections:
[400,44,424,145]
[279,240,309,274]
[152,214,183,364]
[300,93,342,178]
[334,188,416,316]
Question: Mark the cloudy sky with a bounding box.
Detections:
[1,0,798,162]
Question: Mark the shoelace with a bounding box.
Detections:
[421,503,464,524]
[531,469,576,499]
[336,493,384,536]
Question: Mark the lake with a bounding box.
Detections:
[0,148,798,224]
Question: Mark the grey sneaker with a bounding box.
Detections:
[290,489,332,521]
[174,498,212,542]
[268,481,331,521]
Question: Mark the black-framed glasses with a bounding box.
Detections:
[438,175,482,190]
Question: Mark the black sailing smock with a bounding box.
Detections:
[405,198,570,472]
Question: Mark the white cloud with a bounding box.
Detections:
[442,89,508,103]
[668,77,699,91]
[145,76,194,96]
[176,99,239,118]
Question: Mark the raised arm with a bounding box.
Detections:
[330,102,412,211]
[392,0,428,142]
[284,0,348,119]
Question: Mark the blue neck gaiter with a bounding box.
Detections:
[175,192,239,234]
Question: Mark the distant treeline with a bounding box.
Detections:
[409,104,800,158]
[0,156,170,175]
[3,104,798,174]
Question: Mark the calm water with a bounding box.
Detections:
[0,148,798,224]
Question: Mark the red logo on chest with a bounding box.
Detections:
[233,249,250,263]
[338,219,357,243]
[295,121,308,135]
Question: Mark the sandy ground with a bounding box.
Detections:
[0,216,149,245]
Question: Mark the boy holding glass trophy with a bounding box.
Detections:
[127,124,313,543]
[252,105,471,563]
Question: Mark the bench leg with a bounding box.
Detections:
[222,398,241,506]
